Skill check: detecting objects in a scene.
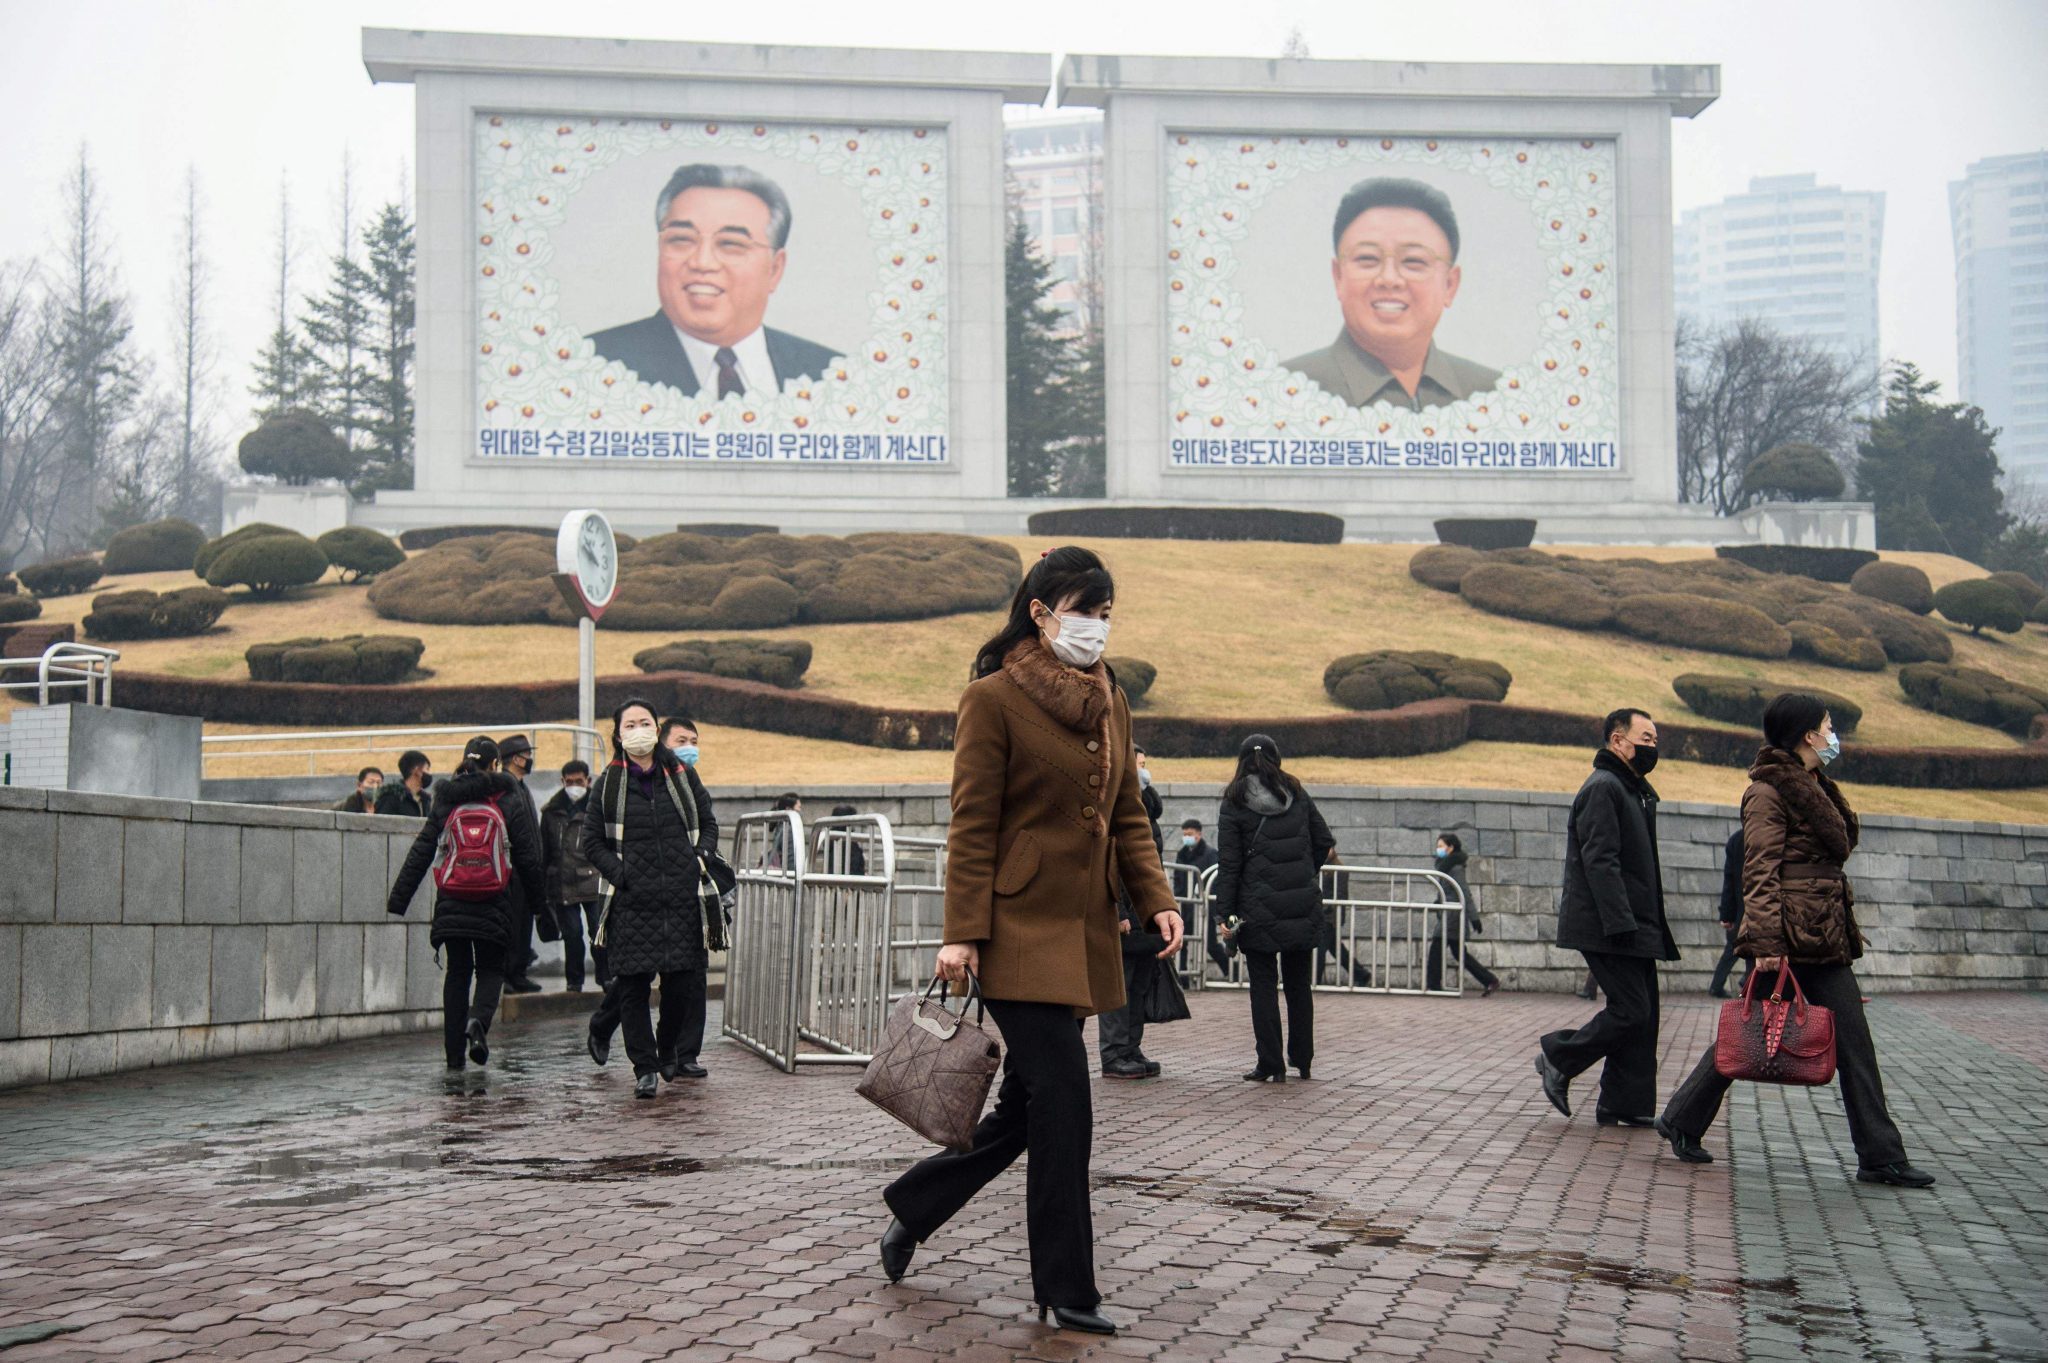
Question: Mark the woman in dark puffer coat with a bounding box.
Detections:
[580,697,723,1099]
[1657,693,1936,1189]
[1214,733,1337,1082]
[388,736,546,1071]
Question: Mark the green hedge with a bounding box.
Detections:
[18,557,103,598]
[370,530,1022,631]
[1433,518,1536,550]
[202,529,330,598]
[1672,673,1863,734]
[237,411,356,483]
[1987,572,2044,612]
[1458,563,1613,628]
[194,523,292,578]
[1107,657,1157,705]
[1713,544,1877,582]
[1024,506,1345,544]
[1408,544,1484,592]
[1932,579,2026,635]
[1740,443,1846,501]
[82,587,230,641]
[1899,662,2048,736]
[631,638,814,689]
[245,634,425,685]
[102,518,207,575]
[317,527,406,583]
[1613,593,1792,658]
[396,525,551,551]
[1324,650,1511,710]
[1786,620,1887,671]
[1834,595,1953,663]
[0,595,40,624]
[1849,561,1934,614]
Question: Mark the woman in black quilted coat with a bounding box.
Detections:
[580,697,722,1099]
[387,736,546,1072]
[1213,734,1336,1082]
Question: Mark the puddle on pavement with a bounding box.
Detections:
[447,1153,912,1183]
[231,1183,374,1208]
[244,1152,440,1177]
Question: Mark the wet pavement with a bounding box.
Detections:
[0,988,2043,1361]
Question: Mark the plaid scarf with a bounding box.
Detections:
[593,757,722,947]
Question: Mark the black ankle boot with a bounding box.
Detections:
[1038,1304,1115,1335]
[880,1217,917,1282]
[466,1019,489,1066]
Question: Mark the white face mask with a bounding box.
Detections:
[563,785,587,802]
[620,729,658,757]
[1043,611,1110,669]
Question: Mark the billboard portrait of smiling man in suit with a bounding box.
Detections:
[586,162,842,400]
[1285,176,1501,412]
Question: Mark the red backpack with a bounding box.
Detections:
[431,795,511,901]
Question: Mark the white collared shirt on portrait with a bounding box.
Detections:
[672,324,775,398]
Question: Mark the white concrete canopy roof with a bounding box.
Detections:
[362,28,1054,103]
[1056,54,1719,118]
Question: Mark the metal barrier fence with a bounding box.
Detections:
[0,642,120,707]
[1181,862,1469,996]
[720,810,808,1071]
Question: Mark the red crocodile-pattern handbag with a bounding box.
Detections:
[1715,963,1837,1086]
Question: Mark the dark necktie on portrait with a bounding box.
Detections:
[715,347,745,399]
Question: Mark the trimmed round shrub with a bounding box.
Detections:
[18,556,104,598]
[1987,571,2045,613]
[1741,443,1846,501]
[1106,656,1156,705]
[1849,561,1934,614]
[1612,594,1792,658]
[102,518,207,575]
[317,526,406,583]
[237,411,357,484]
[1459,564,1613,629]
[1834,595,1954,664]
[1787,620,1887,671]
[632,638,814,689]
[1899,662,2048,735]
[1433,518,1536,550]
[0,595,40,624]
[1932,579,2026,635]
[1323,649,1512,710]
[1713,544,1877,582]
[1672,674,1863,734]
[1408,544,1484,593]
[82,587,230,641]
[370,529,1021,631]
[203,530,330,598]
[397,524,551,551]
[195,523,293,579]
[246,635,425,685]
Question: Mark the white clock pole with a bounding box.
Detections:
[578,614,596,767]
[553,509,618,772]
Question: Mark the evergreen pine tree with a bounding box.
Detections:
[354,202,416,494]
[1004,210,1079,498]
[250,176,321,419]
[1855,362,2009,562]
[301,158,374,456]
[51,146,140,550]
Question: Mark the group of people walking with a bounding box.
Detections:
[376,541,1937,1339]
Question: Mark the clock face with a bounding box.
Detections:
[555,509,617,615]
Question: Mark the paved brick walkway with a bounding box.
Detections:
[0,989,2041,1362]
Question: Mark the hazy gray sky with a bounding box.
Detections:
[5,0,2042,431]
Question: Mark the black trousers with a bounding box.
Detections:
[1541,951,1661,1117]
[441,939,505,1065]
[555,901,606,990]
[1096,960,1147,1068]
[884,999,1098,1311]
[1708,925,1749,995]
[1425,921,1499,992]
[615,966,707,1076]
[506,896,537,979]
[1245,948,1314,1076]
[1662,964,1907,1168]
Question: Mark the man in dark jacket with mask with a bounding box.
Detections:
[1534,707,1678,1126]
[497,734,546,993]
[541,760,606,992]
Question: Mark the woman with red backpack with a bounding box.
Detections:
[387,736,547,1071]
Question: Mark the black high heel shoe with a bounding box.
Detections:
[1038,1304,1116,1335]
[879,1218,917,1283]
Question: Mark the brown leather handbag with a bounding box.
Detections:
[857,974,1002,1151]
[1714,964,1837,1086]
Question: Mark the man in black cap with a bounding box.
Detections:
[497,733,547,994]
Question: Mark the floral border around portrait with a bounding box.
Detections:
[1164,134,1620,461]
[473,115,949,448]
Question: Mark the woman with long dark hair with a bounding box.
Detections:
[1656,693,1935,1188]
[878,546,1184,1337]
[386,736,546,1071]
[1214,734,1336,1082]
[580,697,724,1100]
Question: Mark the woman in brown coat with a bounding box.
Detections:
[878,546,1184,1336]
[1657,693,1935,1188]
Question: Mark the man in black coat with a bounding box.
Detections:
[1535,708,1678,1125]
[497,734,546,994]
[1708,827,1748,998]
[375,750,433,818]
[1175,819,1226,975]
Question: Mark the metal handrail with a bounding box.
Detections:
[0,642,121,706]
[200,722,603,778]
[1197,861,1469,996]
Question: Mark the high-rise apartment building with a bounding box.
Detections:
[1951,150,2048,482]
[1003,110,1103,334]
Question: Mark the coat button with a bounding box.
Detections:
[1086,740,1100,752]
[1083,805,1097,819]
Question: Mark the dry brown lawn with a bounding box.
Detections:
[10,539,2047,823]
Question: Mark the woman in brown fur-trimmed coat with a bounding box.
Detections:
[877,546,1184,1337]
[1657,692,1936,1189]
